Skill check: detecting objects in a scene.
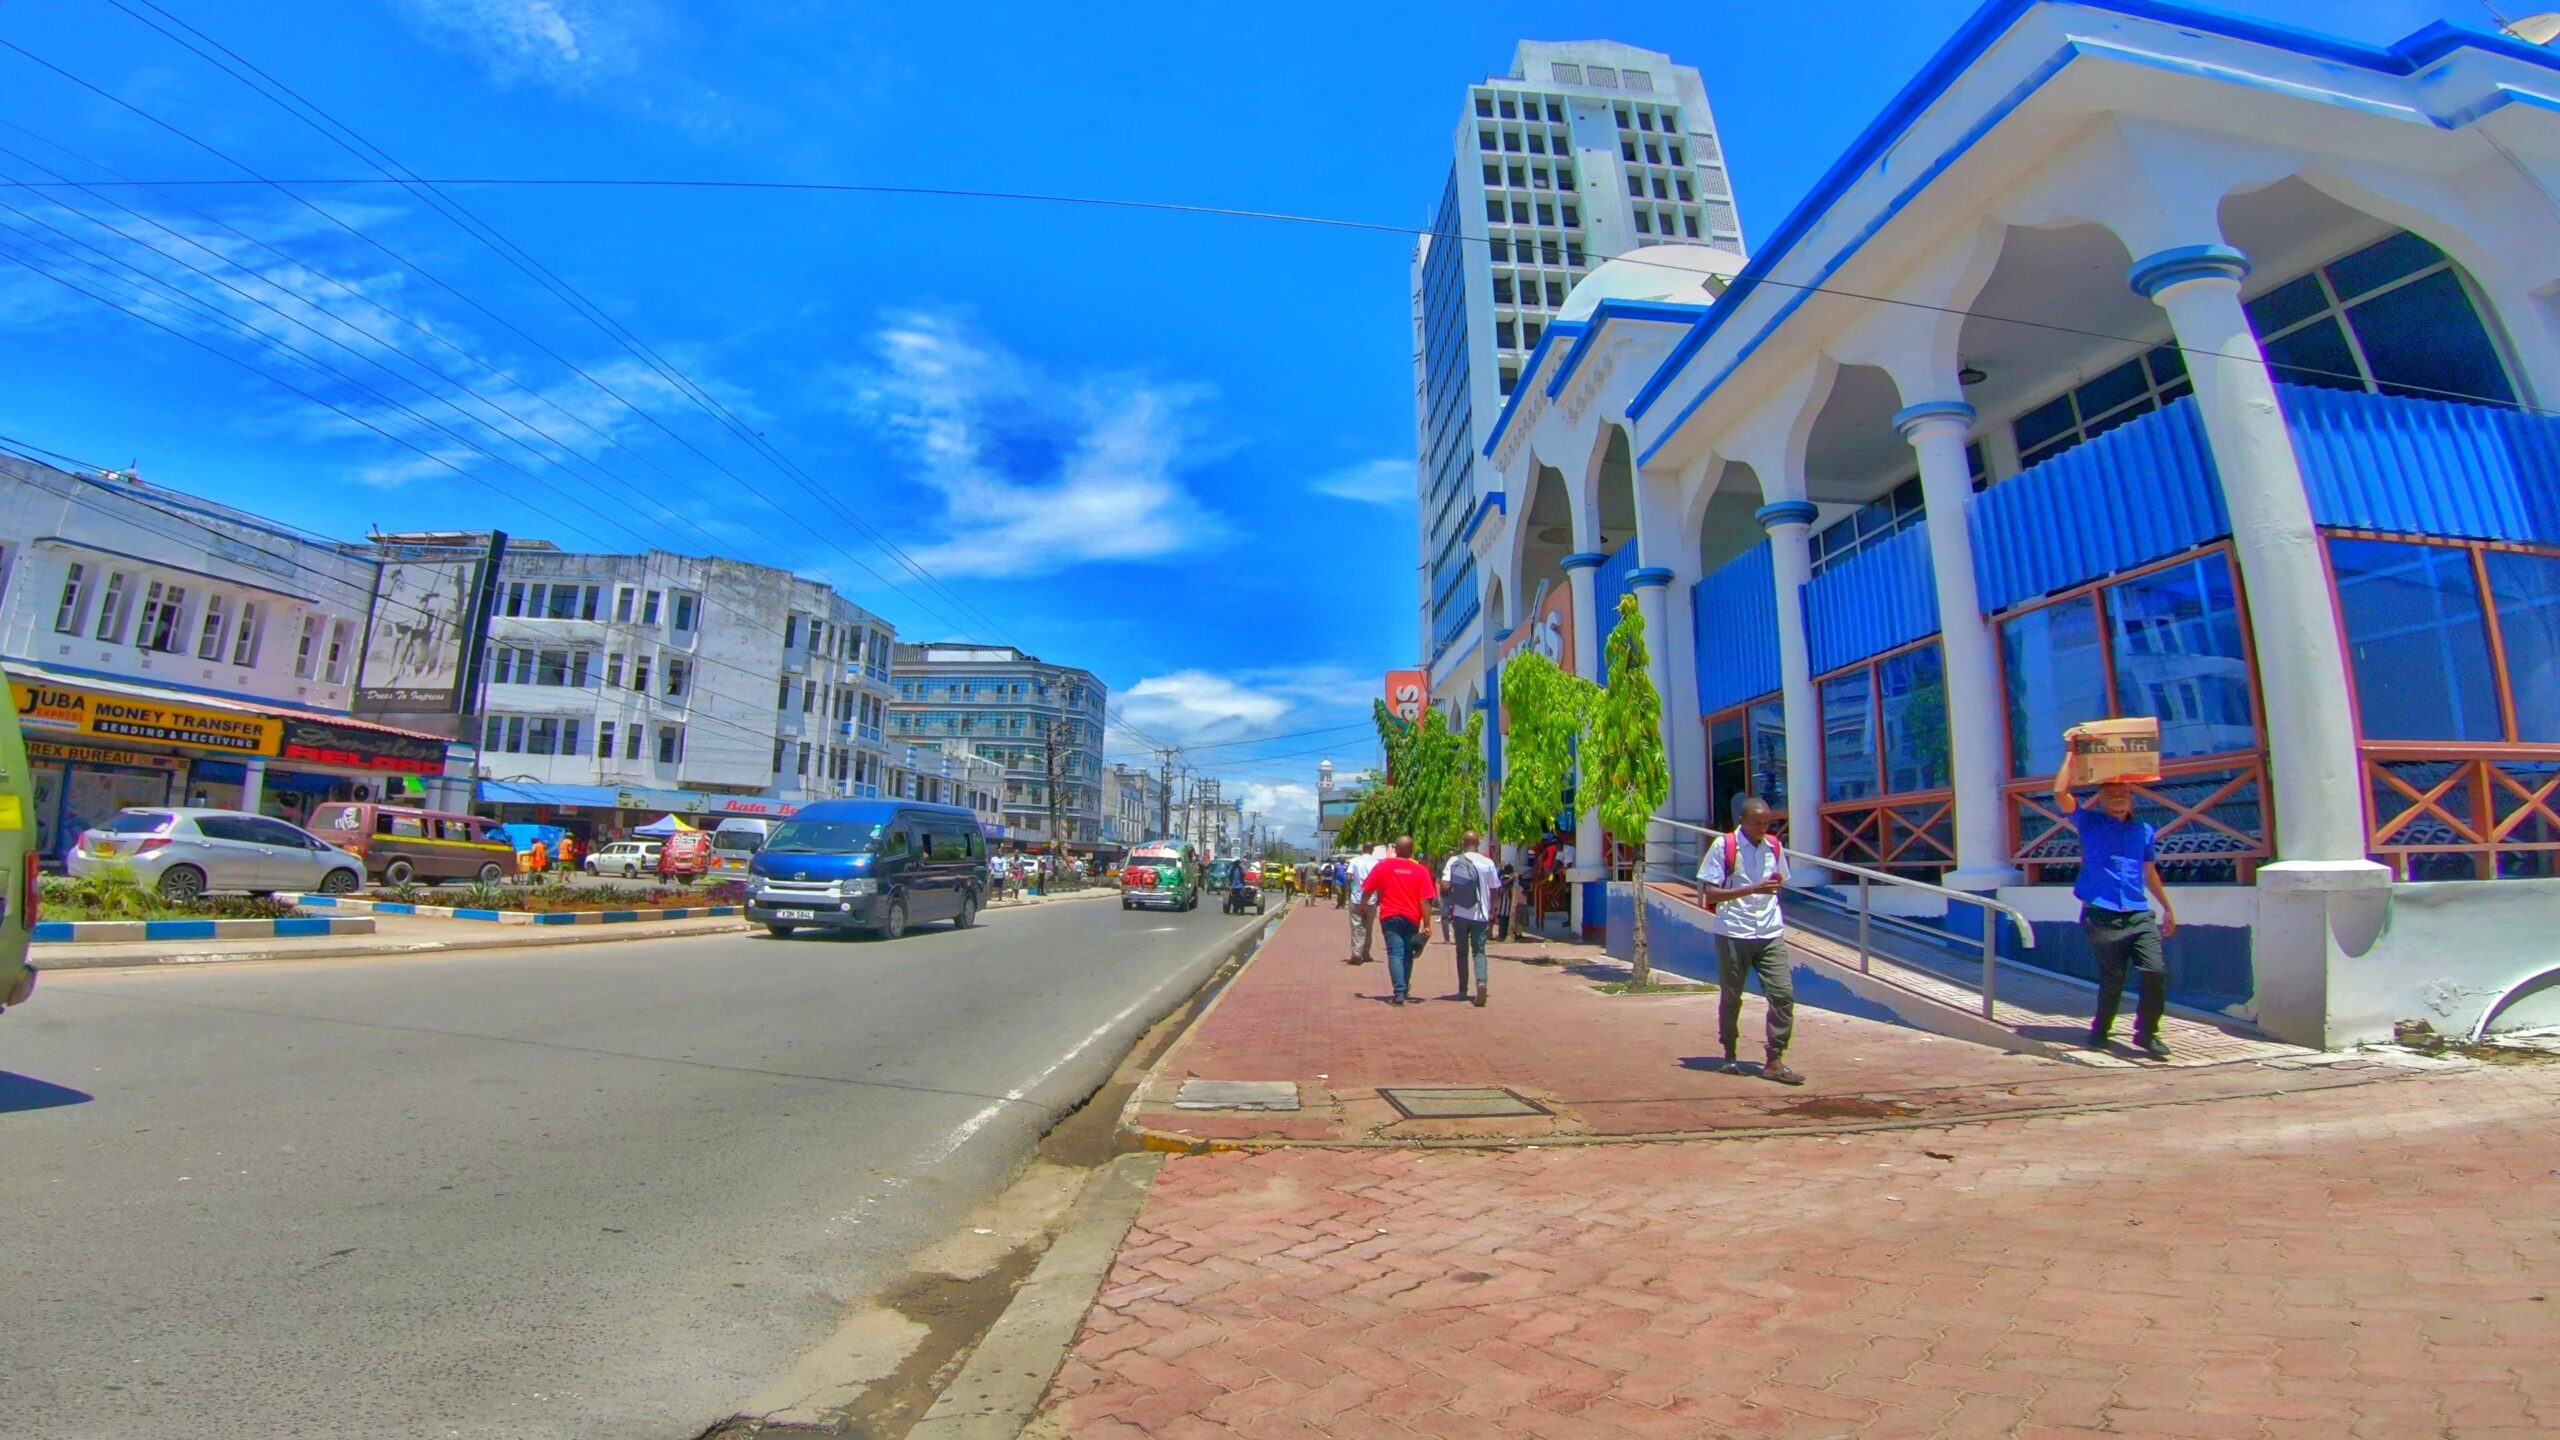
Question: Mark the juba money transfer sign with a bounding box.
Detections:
[9,680,281,756]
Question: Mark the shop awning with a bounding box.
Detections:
[7,662,449,772]
[477,779,629,809]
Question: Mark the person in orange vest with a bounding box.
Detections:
[558,833,581,874]
[526,837,550,879]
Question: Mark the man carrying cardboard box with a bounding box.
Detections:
[2053,728,2179,1059]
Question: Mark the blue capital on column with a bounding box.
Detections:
[1558,551,1608,572]
[1753,500,1817,531]
[2128,244,2250,300]
[1891,399,1976,437]
[1627,567,1674,589]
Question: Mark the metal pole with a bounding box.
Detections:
[1856,872,1871,975]
[1980,902,1999,1021]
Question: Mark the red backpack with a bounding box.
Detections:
[1701,831,1743,914]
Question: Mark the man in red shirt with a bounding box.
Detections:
[1361,835,1440,1006]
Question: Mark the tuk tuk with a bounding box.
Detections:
[655,829,715,883]
[1120,839,1200,912]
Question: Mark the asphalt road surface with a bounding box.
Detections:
[0,896,1265,1440]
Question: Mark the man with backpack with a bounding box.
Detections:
[1695,797,1803,1086]
[1442,832,1500,1006]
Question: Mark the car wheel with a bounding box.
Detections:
[319,868,360,895]
[879,897,908,940]
[478,862,506,884]
[384,858,416,886]
[954,894,978,930]
[584,862,598,876]
[1122,899,1134,910]
[766,923,796,938]
[158,865,207,903]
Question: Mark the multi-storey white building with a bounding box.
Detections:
[0,454,456,856]
[1414,41,1746,690]
[374,535,898,830]
[885,741,1007,834]
[888,644,1106,849]
[1102,763,1165,851]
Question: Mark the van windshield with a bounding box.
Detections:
[762,820,883,854]
[711,829,764,853]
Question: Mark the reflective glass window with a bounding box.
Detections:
[1878,645,1949,794]
[1820,670,1876,803]
[2486,549,2560,743]
[2002,593,2108,778]
[2329,538,2500,741]
[2106,554,2256,762]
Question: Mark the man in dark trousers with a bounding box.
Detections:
[1695,797,1803,1086]
[2053,748,2179,1058]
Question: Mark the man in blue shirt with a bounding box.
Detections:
[2053,750,2179,1059]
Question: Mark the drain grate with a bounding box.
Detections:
[1378,1086,1550,1120]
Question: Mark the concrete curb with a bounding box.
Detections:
[906,1154,1165,1440]
[289,894,741,924]
[32,918,755,970]
[1109,901,1300,1150]
[33,914,376,944]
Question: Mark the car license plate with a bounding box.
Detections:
[773,908,816,920]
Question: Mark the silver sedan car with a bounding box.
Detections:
[68,807,365,901]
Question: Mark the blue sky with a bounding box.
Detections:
[0,0,2486,836]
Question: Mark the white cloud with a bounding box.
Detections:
[397,0,639,90]
[1308,457,1410,505]
[1233,781,1319,842]
[841,311,1218,579]
[1119,671,1292,746]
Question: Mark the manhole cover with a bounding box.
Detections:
[1173,1080,1300,1111]
[1378,1086,1550,1120]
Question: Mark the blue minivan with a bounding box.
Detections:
[745,799,989,939]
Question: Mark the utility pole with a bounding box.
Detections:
[1040,716,1069,858]
[1156,748,1176,839]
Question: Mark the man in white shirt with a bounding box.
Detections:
[1440,832,1502,1006]
[1695,796,1803,1086]
[1344,845,1384,964]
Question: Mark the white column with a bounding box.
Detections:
[1561,550,1607,927]
[1895,399,2017,890]
[1631,566,1678,877]
[1757,502,1825,874]
[240,757,268,815]
[2129,246,2371,868]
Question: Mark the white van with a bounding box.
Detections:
[709,817,776,877]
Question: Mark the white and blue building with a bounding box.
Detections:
[1462,0,2560,1046]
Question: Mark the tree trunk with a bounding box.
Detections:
[1629,870,1653,989]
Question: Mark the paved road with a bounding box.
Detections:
[0,895,1265,1440]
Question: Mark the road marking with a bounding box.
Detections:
[923,925,1245,1164]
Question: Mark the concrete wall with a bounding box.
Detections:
[2329,877,2560,1044]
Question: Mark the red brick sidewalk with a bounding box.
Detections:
[1127,906,2406,1146]
[1042,1062,2559,1439]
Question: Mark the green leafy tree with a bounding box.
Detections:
[1588,593,1673,985]
[1495,650,1597,852]
[1337,702,1488,861]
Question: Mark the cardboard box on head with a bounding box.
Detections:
[2067,717,2162,788]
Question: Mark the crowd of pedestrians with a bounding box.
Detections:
[1314,761,2182,1088]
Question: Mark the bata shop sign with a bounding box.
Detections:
[277,716,448,776]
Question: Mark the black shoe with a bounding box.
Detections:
[1763,1061,1807,1087]
[1388,995,1405,1006]
[2087,1029,2111,1050]
[2137,1035,2172,1060]
[1472,990,1486,1008]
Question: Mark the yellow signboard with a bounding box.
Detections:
[0,794,20,830]
[10,680,281,756]
[25,740,189,774]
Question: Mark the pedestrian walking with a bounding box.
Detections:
[1695,797,1803,1086]
[1494,861,1518,941]
[559,833,580,873]
[2053,748,2178,1059]
[1362,835,1439,1006]
[1442,832,1500,1006]
[1344,846,1384,963]
[525,836,549,881]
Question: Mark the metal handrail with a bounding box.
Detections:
[1651,814,2034,1021]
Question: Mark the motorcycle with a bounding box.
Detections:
[1222,873,1266,915]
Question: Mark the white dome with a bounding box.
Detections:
[1557,244,1748,323]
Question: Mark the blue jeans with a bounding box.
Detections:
[1381,915,1421,997]
[1452,916,1488,992]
